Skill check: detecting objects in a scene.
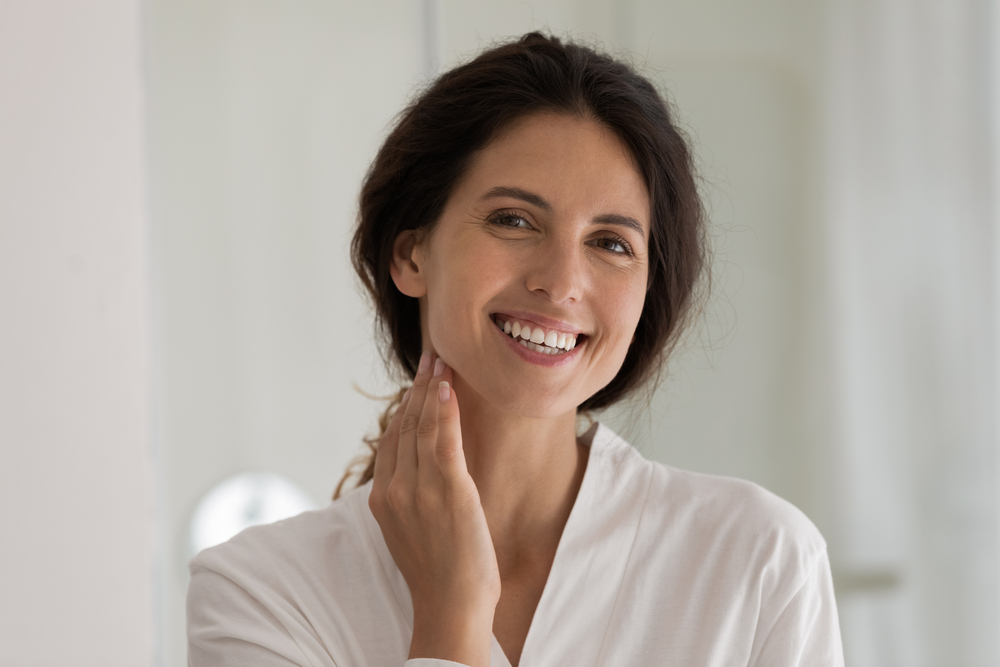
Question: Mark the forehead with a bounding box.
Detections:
[455,113,650,231]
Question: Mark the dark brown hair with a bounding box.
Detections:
[336,32,706,498]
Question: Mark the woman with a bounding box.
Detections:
[187,33,843,667]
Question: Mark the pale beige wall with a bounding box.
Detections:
[145,2,425,664]
[0,1,155,665]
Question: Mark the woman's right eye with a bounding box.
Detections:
[488,211,532,229]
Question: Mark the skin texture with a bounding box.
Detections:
[369,113,650,666]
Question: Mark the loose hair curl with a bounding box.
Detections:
[336,32,706,498]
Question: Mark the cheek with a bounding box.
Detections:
[595,280,647,371]
[608,274,647,340]
[423,243,508,349]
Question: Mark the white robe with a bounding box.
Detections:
[187,423,844,666]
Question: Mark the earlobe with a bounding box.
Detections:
[389,230,427,298]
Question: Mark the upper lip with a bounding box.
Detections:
[490,310,587,335]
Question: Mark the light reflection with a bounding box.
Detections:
[189,472,317,556]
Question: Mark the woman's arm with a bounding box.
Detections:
[188,563,479,667]
[749,551,845,666]
[187,565,313,667]
[368,352,501,667]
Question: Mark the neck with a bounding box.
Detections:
[451,372,588,571]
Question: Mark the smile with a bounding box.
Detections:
[491,315,582,356]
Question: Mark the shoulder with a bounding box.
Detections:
[650,460,826,556]
[589,422,827,579]
[587,424,842,663]
[187,486,378,644]
[189,483,371,586]
[186,485,411,665]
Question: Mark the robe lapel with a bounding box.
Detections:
[358,423,649,667]
[358,484,414,629]
[516,423,651,667]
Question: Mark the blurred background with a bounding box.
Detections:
[2,0,999,665]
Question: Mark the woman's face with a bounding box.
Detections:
[395,112,650,418]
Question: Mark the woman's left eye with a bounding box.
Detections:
[593,236,633,255]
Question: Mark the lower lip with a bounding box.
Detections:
[493,321,583,367]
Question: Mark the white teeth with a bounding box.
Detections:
[519,340,559,354]
[496,316,581,354]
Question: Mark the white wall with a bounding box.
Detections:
[144,2,425,663]
[0,1,155,666]
[824,0,1000,663]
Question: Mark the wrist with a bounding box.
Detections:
[409,602,495,667]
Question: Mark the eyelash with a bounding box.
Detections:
[487,210,532,230]
[593,234,634,256]
[486,210,636,258]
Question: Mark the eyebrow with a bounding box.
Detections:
[482,186,552,211]
[481,186,647,238]
[593,214,646,238]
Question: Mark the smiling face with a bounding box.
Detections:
[391,112,650,418]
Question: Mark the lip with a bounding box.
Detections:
[491,316,585,367]
[489,310,586,336]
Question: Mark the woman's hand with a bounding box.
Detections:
[369,351,501,667]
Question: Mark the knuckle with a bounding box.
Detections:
[367,491,383,517]
[435,440,461,464]
[415,418,437,439]
[398,413,420,434]
[385,481,408,512]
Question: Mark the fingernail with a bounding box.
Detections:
[418,351,430,374]
[402,387,411,403]
[438,381,451,402]
[433,357,446,378]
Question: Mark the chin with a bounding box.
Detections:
[469,378,587,420]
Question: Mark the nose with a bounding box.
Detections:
[524,236,585,303]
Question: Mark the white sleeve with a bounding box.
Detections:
[187,565,471,667]
[749,551,845,666]
[187,565,311,667]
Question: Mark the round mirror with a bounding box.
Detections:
[189,472,318,556]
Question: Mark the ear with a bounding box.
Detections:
[389,229,427,298]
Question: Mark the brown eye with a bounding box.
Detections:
[592,236,632,256]
[488,211,532,229]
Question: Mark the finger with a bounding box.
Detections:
[371,387,411,496]
[416,358,451,487]
[396,350,434,482]
[433,367,470,483]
